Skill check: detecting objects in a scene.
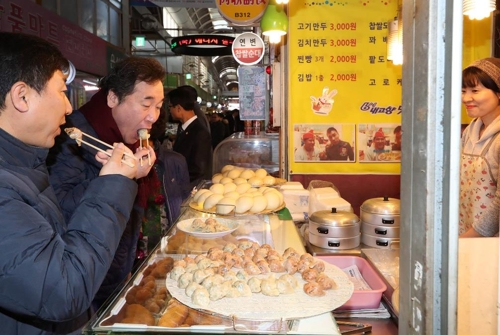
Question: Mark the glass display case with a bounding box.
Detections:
[82,202,342,334]
[213,132,280,176]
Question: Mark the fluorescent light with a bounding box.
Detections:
[84,85,99,91]
[83,79,97,85]
[463,0,495,20]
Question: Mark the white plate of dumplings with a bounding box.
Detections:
[177,218,240,239]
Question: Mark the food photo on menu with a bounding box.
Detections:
[293,123,356,162]
[357,123,402,162]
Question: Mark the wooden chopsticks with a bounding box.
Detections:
[138,129,151,166]
[64,128,136,168]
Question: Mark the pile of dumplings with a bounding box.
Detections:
[168,242,337,308]
[192,166,284,215]
[190,218,229,233]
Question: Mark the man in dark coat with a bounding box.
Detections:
[168,87,213,190]
[225,108,244,134]
[210,112,228,149]
[0,32,141,335]
[47,57,164,312]
[179,85,210,134]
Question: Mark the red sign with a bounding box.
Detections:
[232,32,265,65]
[0,0,108,76]
[171,35,234,56]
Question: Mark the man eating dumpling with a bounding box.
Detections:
[47,57,164,312]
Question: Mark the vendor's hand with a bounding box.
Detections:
[134,145,157,179]
[97,143,138,179]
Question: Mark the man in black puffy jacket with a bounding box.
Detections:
[47,57,165,312]
[0,32,146,334]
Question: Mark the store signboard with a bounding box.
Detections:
[171,35,234,56]
[0,0,108,76]
[131,0,215,8]
[232,32,265,66]
[216,0,268,26]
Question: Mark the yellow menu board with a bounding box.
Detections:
[289,0,401,174]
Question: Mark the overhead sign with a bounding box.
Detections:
[0,0,108,76]
[232,32,265,66]
[171,35,234,56]
[216,0,268,26]
[131,0,215,8]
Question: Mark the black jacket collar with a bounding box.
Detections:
[0,128,48,169]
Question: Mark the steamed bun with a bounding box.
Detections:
[235,196,254,214]
[221,165,235,173]
[262,175,276,186]
[216,197,237,215]
[255,168,268,179]
[239,169,255,180]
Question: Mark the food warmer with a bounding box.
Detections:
[82,202,348,334]
[360,197,400,249]
[213,132,280,176]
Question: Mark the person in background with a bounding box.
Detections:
[319,126,354,161]
[226,108,244,134]
[168,86,213,190]
[458,58,500,237]
[47,56,163,311]
[236,109,245,132]
[364,128,389,161]
[392,125,402,151]
[178,85,210,134]
[295,130,322,161]
[221,113,231,138]
[225,109,236,134]
[0,32,140,334]
[210,112,227,149]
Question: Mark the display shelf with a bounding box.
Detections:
[213,132,279,176]
[82,206,344,334]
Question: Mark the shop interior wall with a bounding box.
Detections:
[290,174,400,216]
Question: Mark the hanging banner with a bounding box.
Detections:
[238,66,267,121]
[289,0,401,174]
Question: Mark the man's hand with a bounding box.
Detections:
[96,143,138,179]
[135,145,157,179]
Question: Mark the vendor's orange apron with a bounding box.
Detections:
[459,134,498,234]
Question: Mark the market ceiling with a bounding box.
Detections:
[130,2,252,92]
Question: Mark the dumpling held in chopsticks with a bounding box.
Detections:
[64,127,83,146]
[137,128,149,140]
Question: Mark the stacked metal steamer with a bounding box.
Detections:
[308,208,361,250]
[360,196,401,249]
